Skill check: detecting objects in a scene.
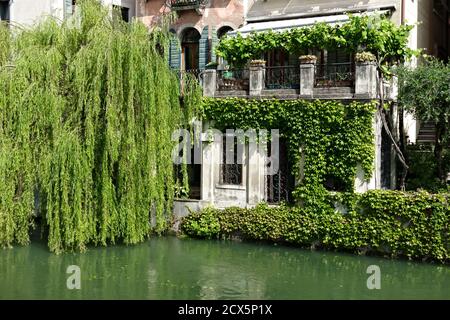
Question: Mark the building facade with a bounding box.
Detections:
[170,0,450,219]
[138,0,251,71]
[1,0,448,216]
[0,0,136,25]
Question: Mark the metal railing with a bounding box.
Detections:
[216,69,249,91]
[264,140,292,204]
[169,0,208,8]
[265,65,300,90]
[314,63,354,88]
[174,69,201,94]
[265,170,291,204]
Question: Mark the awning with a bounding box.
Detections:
[230,10,390,37]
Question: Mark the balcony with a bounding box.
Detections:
[201,60,391,101]
[168,0,208,14]
[216,69,250,92]
[314,63,354,88]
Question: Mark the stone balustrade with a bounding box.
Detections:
[202,59,393,101]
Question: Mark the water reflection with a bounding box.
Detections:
[0,237,449,299]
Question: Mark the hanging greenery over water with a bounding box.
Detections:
[0,0,200,253]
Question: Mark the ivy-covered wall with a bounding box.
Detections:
[181,191,450,263]
[202,98,377,206]
[216,14,415,67]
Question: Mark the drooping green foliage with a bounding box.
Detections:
[0,0,201,253]
[202,98,376,206]
[216,14,415,67]
[181,191,450,263]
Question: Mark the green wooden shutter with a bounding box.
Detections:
[169,37,180,70]
[64,0,73,18]
[199,26,209,70]
[210,26,219,63]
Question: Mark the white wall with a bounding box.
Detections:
[8,0,136,26]
[102,0,136,20]
[9,0,64,26]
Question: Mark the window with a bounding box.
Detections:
[181,27,201,71]
[217,26,233,39]
[0,1,10,22]
[220,135,243,185]
[113,5,129,23]
[323,174,347,192]
[265,138,293,203]
[216,26,233,65]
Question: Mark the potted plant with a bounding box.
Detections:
[299,55,317,64]
[355,52,376,63]
[222,65,233,79]
[205,61,219,70]
[250,59,266,65]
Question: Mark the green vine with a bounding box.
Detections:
[202,98,377,205]
[216,14,415,67]
[0,0,201,253]
[181,191,450,262]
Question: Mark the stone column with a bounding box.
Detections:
[355,61,378,99]
[246,131,265,205]
[202,69,216,97]
[389,75,398,101]
[200,122,221,204]
[369,112,382,190]
[249,60,265,96]
[299,56,316,98]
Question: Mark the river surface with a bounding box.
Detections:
[0,236,449,299]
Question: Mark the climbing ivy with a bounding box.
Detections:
[202,98,376,206]
[0,0,201,253]
[181,191,450,262]
[216,14,415,67]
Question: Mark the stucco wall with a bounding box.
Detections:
[404,0,448,57]
[103,0,136,19]
[9,0,64,25]
[137,0,245,36]
[417,0,448,57]
[245,0,403,24]
[8,0,137,26]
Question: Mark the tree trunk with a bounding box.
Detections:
[434,120,447,183]
[398,105,408,190]
[377,69,408,190]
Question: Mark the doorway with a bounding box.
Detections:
[181,27,200,72]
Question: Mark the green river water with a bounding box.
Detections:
[0,236,449,299]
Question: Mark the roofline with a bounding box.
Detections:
[246,3,397,23]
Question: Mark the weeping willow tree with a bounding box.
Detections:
[0,0,201,253]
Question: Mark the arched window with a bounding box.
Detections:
[215,26,234,65]
[181,27,201,71]
[217,26,233,39]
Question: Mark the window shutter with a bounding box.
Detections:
[64,0,73,18]
[210,26,219,63]
[169,37,180,70]
[199,26,209,70]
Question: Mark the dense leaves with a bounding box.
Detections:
[216,14,415,67]
[398,59,450,183]
[0,0,201,253]
[181,191,450,262]
[202,98,376,205]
